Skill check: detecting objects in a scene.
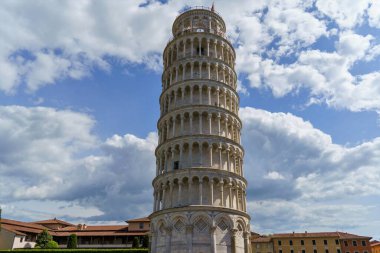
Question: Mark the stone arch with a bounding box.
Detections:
[171,215,187,234]
[190,213,212,233]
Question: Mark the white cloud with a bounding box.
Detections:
[0,0,180,93]
[263,4,327,57]
[240,107,380,234]
[0,0,379,116]
[0,105,157,221]
[367,0,380,28]
[249,200,373,233]
[241,107,380,200]
[315,0,371,29]
[240,48,380,112]
[264,171,285,180]
[336,32,373,61]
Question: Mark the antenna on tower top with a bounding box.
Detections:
[211,2,215,12]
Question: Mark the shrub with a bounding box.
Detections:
[45,240,59,249]
[141,235,149,248]
[67,234,78,249]
[132,237,140,248]
[36,229,53,248]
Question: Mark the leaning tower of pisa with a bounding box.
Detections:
[149,6,251,253]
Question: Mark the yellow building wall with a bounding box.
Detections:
[252,242,274,253]
[128,221,150,231]
[372,244,380,253]
[273,237,342,253]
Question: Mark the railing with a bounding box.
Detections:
[178,5,222,17]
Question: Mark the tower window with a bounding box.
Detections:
[173,161,179,170]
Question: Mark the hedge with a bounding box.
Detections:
[3,249,148,253]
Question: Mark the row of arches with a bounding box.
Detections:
[172,11,226,39]
[164,35,234,69]
[156,141,244,176]
[161,83,239,115]
[151,212,250,253]
[162,60,236,90]
[158,110,241,144]
[153,175,247,212]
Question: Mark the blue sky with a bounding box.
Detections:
[0,0,379,240]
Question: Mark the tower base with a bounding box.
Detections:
[149,206,251,253]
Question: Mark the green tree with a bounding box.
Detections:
[142,235,149,248]
[67,234,78,249]
[36,229,52,248]
[45,240,59,249]
[132,236,140,248]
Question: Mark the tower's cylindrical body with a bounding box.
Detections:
[149,6,250,253]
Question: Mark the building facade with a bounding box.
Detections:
[149,6,251,253]
[251,232,372,253]
[371,241,380,253]
[0,217,149,249]
[339,233,372,253]
[251,236,274,253]
[272,233,341,253]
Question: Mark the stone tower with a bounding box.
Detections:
[149,6,250,253]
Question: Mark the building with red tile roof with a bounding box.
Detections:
[251,232,372,253]
[0,217,150,249]
[371,241,380,253]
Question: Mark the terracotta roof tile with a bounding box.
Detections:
[252,237,272,243]
[126,217,150,223]
[271,232,371,240]
[1,219,47,231]
[1,224,27,236]
[337,232,372,240]
[272,232,340,238]
[33,218,74,226]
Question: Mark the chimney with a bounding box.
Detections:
[83,224,87,229]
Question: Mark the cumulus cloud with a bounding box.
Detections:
[240,107,380,233]
[0,105,157,221]
[1,0,380,115]
[241,107,380,199]
[368,1,380,28]
[315,0,371,29]
[249,200,373,233]
[0,0,180,93]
